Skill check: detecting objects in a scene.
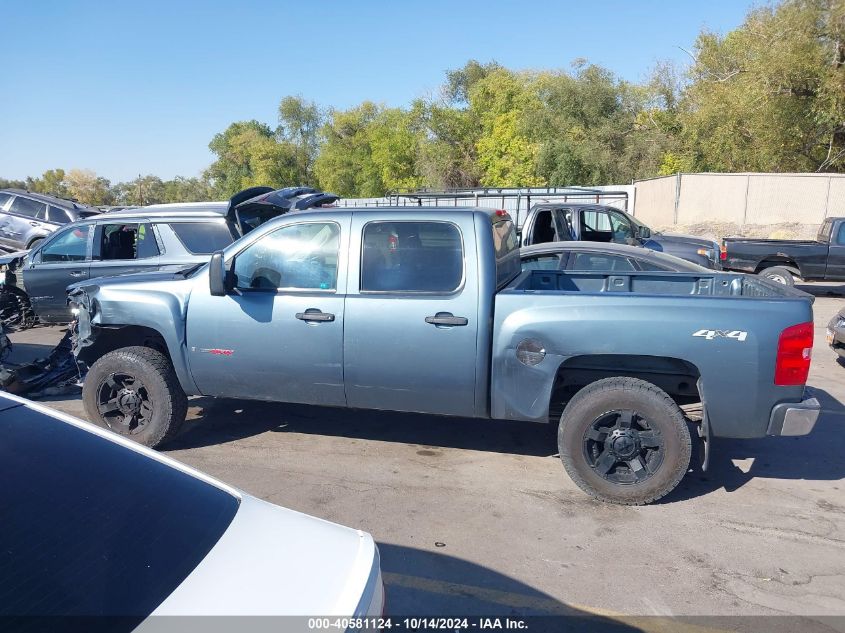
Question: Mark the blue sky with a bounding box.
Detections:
[0,0,759,183]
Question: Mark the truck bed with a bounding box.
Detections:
[505,269,809,299]
[491,269,813,439]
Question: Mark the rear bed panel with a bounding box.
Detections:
[492,271,813,438]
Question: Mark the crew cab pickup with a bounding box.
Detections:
[721,217,845,286]
[68,207,820,505]
[520,203,721,269]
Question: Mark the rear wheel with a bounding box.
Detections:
[558,377,691,505]
[83,346,187,448]
[758,266,795,286]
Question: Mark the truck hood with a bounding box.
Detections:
[147,495,381,617]
[67,268,200,295]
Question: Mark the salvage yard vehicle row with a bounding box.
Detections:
[69,206,820,505]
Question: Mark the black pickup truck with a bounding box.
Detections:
[721,217,845,286]
[520,203,721,269]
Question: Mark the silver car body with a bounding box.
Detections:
[0,391,383,617]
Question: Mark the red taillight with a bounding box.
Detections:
[719,243,727,260]
[495,209,509,217]
[774,322,813,386]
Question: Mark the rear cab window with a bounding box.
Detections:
[169,221,238,254]
[0,404,238,618]
[819,219,834,242]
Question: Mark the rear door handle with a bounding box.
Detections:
[296,309,335,322]
[29,221,39,227]
[68,271,86,277]
[425,312,468,326]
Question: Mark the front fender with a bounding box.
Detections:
[69,282,200,396]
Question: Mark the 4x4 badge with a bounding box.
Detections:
[692,329,748,342]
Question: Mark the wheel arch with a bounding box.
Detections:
[754,258,801,278]
[547,353,702,422]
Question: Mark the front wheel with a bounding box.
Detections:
[558,377,691,505]
[83,346,187,448]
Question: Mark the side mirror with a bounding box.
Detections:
[209,251,228,296]
[638,226,652,239]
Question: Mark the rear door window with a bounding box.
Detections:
[170,222,238,254]
[0,405,238,618]
[360,221,464,293]
[96,223,159,260]
[9,196,47,218]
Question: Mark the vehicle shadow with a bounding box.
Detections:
[796,282,845,297]
[662,387,845,503]
[378,543,639,630]
[2,341,60,365]
[167,397,559,458]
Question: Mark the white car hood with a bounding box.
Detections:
[147,494,378,616]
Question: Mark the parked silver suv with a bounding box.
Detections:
[0,189,98,251]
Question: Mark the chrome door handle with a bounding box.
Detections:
[425,312,468,326]
[295,309,335,322]
[68,271,86,277]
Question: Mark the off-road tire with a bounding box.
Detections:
[558,377,691,505]
[758,266,795,286]
[83,346,187,448]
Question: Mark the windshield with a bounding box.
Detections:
[0,405,238,618]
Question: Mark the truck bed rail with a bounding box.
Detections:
[506,270,810,299]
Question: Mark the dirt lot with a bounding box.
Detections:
[6,283,845,626]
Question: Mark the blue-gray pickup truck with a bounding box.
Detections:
[68,206,820,504]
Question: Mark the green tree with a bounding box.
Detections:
[469,68,545,187]
[65,169,113,205]
[313,102,384,197]
[677,0,845,172]
[277,95,323,185]
[25,169,68,198]
[0,178,26,189]
[206,120,299,197]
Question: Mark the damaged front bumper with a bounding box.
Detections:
[67,287,95,359]
[767,388,821,436]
